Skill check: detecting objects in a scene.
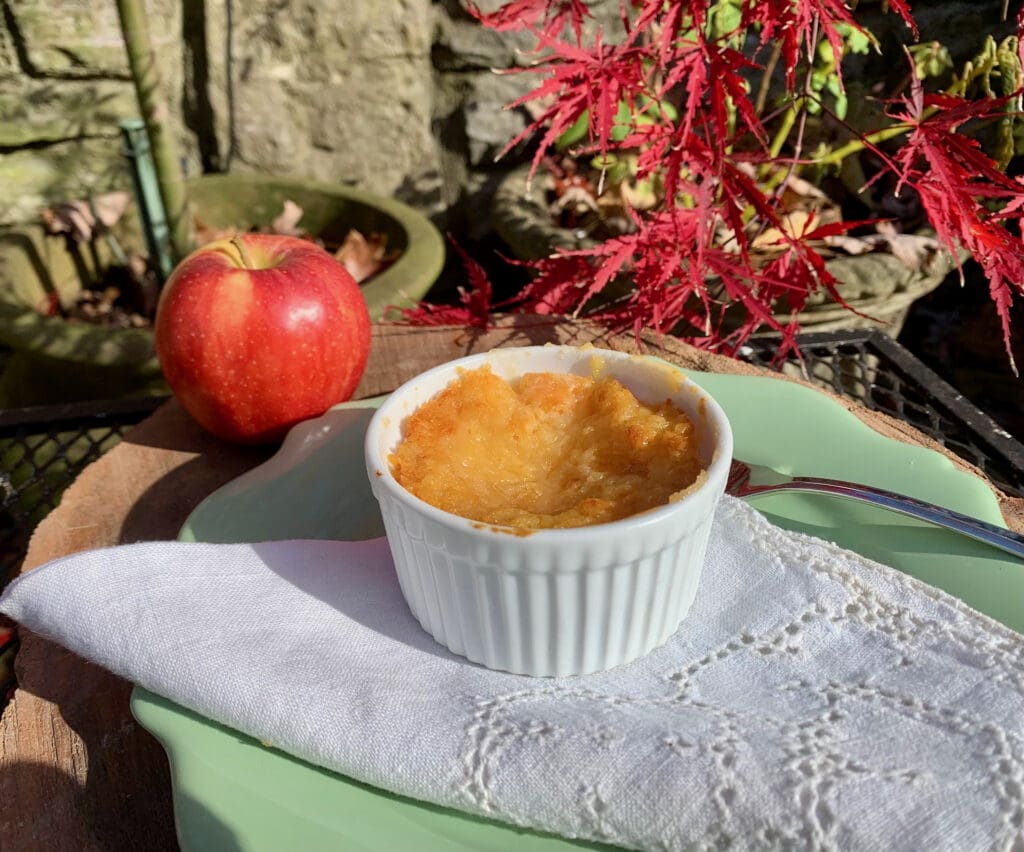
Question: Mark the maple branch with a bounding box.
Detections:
[763,17,820,196]
[786,18,820,168]
[815,122,914,168]
[816,93,945,172]
[755,42,783,117]
[768,99,801,159]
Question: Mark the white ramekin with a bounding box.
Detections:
[364,345,733,677]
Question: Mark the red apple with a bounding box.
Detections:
[155,233,371,444]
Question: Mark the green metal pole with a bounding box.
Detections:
[120,119,173,279]
[116,0,192,267]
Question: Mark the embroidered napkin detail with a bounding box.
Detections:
[3,497,1022,851]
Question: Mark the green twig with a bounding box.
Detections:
[815,122,914,168]
[768,99,801,159]
[755,42,783,118]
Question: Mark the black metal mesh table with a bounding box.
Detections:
[0,395,166,583]
[740,330,1024,498]
[1,329,1022,587]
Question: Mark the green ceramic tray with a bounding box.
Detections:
[132,371,1024,852]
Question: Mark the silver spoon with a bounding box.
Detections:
[727,459,1024,560]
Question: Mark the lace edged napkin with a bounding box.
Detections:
[2,496,1022,851]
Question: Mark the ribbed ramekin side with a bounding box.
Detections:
[378,491,723,676]
[379,498,434,638]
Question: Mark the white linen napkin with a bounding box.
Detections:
[3,496,1022,851]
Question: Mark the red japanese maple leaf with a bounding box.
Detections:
[398,238,495,329]
[889,76,1024,372]
[405,1,1024,370]
[498,29,651,183]
[510,200,859,358]
[467,0,590,42]
[741,0,915,91]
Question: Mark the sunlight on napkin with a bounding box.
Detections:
[2,496,1022,851]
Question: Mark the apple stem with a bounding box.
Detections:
[231,235,253,270]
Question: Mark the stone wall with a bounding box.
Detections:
[0,0,444,225]
[0,0,622,233]
[0,0,1013,234]
[0,0,188,224]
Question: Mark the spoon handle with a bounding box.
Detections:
[747,477,1024,560]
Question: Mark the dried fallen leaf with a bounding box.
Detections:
[778,174,830,207]
[875,221,939,270]
[271,200,305,237]
[41,203,93,242]
[334,230,392,283]
[823,233,880,255]
[751,210,815,249]
[551,185,600,218]
[40,192,131,242]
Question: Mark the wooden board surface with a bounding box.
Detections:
[2,316,1021,851]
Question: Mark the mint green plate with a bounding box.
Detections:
[131,371,1024,852]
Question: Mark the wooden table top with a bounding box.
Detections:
[3,316,1022,851]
